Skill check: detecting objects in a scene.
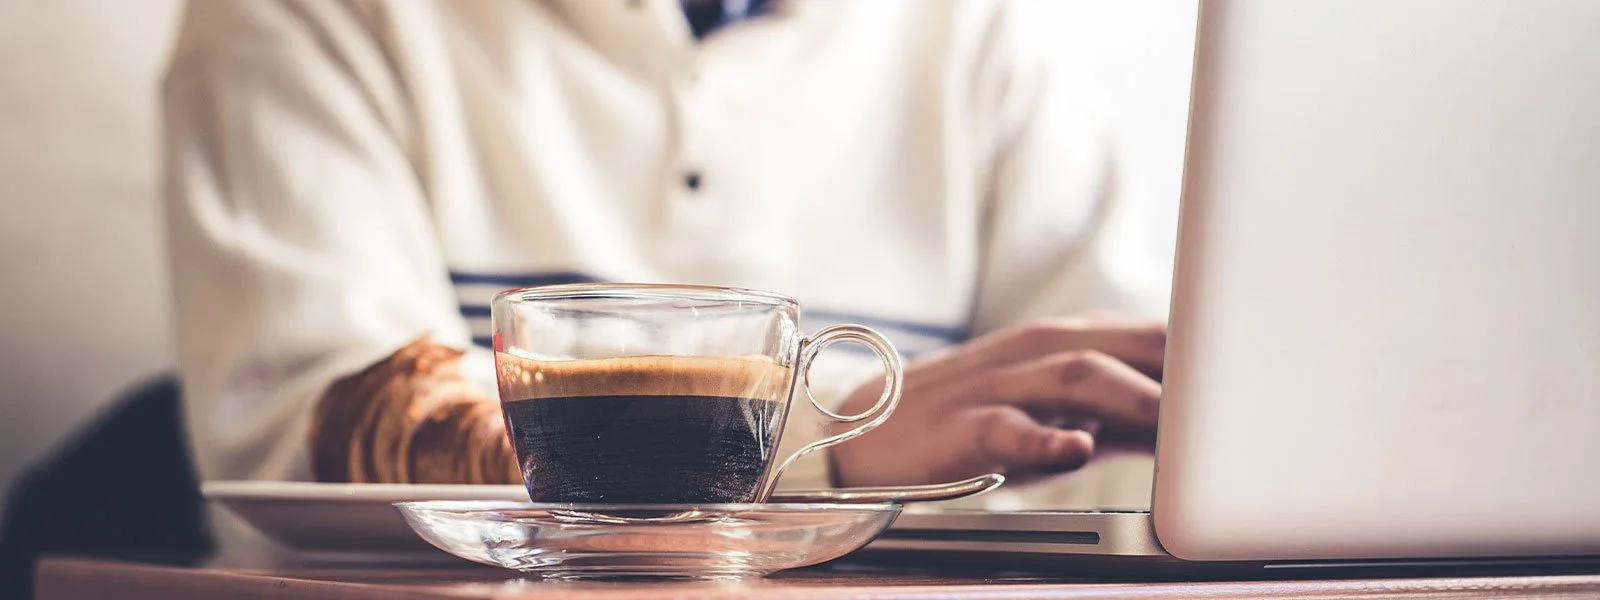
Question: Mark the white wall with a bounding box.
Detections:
[0,0,184,526]
[0,0,1196,524]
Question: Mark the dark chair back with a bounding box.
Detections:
[0,376,212,598]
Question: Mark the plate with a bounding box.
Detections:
[203,481,525,555]
[395,500,901,579]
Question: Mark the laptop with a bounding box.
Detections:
[868,0,1600,571]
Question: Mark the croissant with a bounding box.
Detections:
[310,336,521,484]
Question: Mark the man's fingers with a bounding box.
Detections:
[912,320,1166,383]
[966,407,1096,474]
[1006,320,1166,377]
[976,350,1161,429]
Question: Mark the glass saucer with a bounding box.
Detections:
[393,500,901,580]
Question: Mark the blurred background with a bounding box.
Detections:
[0,0,1196,529]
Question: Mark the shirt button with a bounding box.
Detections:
[683,170,703,192]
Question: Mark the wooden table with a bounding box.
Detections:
[32,555,1600,600]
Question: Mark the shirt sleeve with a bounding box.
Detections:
[968,3,1173,335]
[162,0,471,482]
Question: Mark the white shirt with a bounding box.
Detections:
[162,0,1169,490]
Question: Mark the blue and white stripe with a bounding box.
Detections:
[449,270,967,357]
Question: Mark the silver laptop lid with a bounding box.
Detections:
[1154,0,1600,561]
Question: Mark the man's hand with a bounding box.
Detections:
[829,319,1165,487]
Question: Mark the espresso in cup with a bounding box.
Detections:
[497,353,793,503]
[492,283,904,506]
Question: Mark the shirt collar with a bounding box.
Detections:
[542,0,798,79]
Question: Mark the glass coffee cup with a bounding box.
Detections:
[492,284,904,504]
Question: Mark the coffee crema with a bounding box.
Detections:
[495,354,794,503]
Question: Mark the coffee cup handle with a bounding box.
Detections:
[759,324,904,500]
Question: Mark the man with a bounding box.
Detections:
[163,0,1168,494]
